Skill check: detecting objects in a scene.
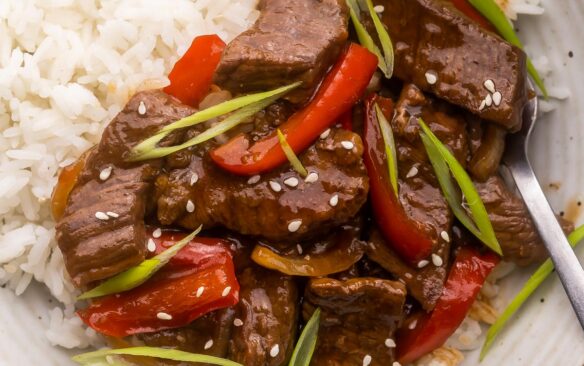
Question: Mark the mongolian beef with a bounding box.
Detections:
[51,0,574,365]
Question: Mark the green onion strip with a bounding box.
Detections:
[346,0,394,78]
[277,129,308,177]
[73,347,242,366]
[467,0,547,98]
[77,226,202,300]
[480,224,584,360]
[375,103,398,195]
[288,308,321,366]
[418,118,502,255]
[130,82,302,160]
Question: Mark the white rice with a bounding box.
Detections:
[0,0,258,349]
[0,0,555,362]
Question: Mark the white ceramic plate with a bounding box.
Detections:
[1,0,583,365]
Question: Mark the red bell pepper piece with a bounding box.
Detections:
[396,246,500,364]
[163,34,226,107]
[447,0,496,31]
[77,231,239,337]
[363,95,433,263]
[209,43,378,176]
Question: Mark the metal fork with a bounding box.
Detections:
[502,86,584,329]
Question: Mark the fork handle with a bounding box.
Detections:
[507,160,584,329]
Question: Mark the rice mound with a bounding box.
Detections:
[0,0,258,349]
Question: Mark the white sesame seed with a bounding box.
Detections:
[406,166,419,179]
[485,94,493,107]
[404,272,413,279]
[106,211,119,218]
[190,173,199,186]
[138,101,147,115]
[432,254,444,267]
[440,230,451,242]
[270,344,280,358]
[417,260,429,268]
[320,129,331,139]
[204,339,214,350]
[288,220,302,233]
[196,286,205,298]
[99,166,112,181]
[393,362,402,366]
[329,194,339,207]
[147,238,157,253]
[106,355,115,365]
[385,338,396,348]
[152,228,162,238]
[305,172,319,183]
[186,200,195,213]
[425,71,438,85]
[177,335,186,342]
[374,4,385,12]
[269,181,282,192]
[341,141,354,150]
[247,175,260,185]
[297,244,303,255]
[284,177,299,187]
[156,312,172,320]
[95,211,109,221]
[363,354,372,366]
[479,99,487,111]
[222,286,232,297]
[304,255,311,260]
[233,318,244,327]
[409,319,418,329]
[484,79,496,94]
[492,91,502,106]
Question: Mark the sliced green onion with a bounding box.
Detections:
[77,226,202,300]
[128,95,279,161]
[375,103,398,195]
[364,0,394,78]
[418,118,502,255]
[480,224,584,360]
[288,308,321,366]
[131,82,302,156]
[72,347,242,366]
[277,129,308,177]
[467,0,548,98]
[345,0,388,77]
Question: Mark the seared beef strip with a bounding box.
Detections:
[476,175,574,265]
[138,308,236,363]
[214,0,349,103]
[56,91,194,287]
[156,128,369,242]
[137,265,298,366]
[229,266,299,366]
[304,277,406,366]
[373,0,528,130]
[394,85,570,266]
[367,228,449,311]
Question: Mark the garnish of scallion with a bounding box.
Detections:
[467,0,548,98]
[346,0,394,78]
[277,129,308,177]
[77,226,202,300]
[72,347,242,366]
[480,224,584,360]
[375,103,398,195]
[418,118,502,255]
[130,82,302,159]
[288,308,321,366]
